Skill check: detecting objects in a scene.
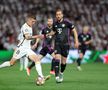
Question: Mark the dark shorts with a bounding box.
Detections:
[78,46,87,55]
[39,46,54,56]
[54,43,70,57]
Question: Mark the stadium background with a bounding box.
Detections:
[0,0,108,63]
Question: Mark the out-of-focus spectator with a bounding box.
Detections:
[0,0,108,50]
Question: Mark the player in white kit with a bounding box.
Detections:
[0,14,45,83]
[17,32,29,71]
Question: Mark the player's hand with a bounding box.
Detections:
[34,35,44,39]
[74,41,79,48]
[85,41,89,45]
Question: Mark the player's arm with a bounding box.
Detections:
[31,38,40,50]
[66,20,79,48]
[24,33,44,40]
[46,31,55,37]
[72,28,79,48]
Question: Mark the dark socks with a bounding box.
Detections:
[54,59,60,77]
[28,62,35,69]
[51,59,55,71]
[61,63,66,73]
[77,58,81,66]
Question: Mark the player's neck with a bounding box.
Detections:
[47,25,52,29]
[58,18,63,23]
[26,22,32,27]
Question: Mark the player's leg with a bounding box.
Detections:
[58,56,67,82]
[26,48,46,76]
[28,62,35,69]
[26,61,35,76]
[58,44,69,82]
[26,54,43,76]
[77,49,85,71]
[24,56,29,70]
[0,48,23,68]
[54,54,61,82]
[0,57,17,68]
[53,44,61,82]
[49,49,55,74]
[27,49,44,78]
[20,57,24,71]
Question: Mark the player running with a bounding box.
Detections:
[47,9,79,83]
[76,26,92,71]
[26,17,55,76]
[0,14,45,84]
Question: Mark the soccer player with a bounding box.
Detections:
[0,14,45,82]
[77,26,92,71]
[48,9,79,83]
[17,32,29,71]
[26,17,55,76]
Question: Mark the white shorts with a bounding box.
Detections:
[12,46,36,60]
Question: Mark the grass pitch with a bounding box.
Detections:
[0,62,108,90]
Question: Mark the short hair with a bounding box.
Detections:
[47,16,53,20]
[56,8,63,14]
[27,14,36,20]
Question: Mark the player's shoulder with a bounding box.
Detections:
[21,23,30,32]
[63,18,72,24]
[87,33,92,37]
[21,23,27,29]
[78,33,83,36]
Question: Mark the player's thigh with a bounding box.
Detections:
[39,47,48,56]
[12,47,26,60]
[51,52,55,58]
[27,49,43,62]
[61,45,69,58]
[54,44,61,56]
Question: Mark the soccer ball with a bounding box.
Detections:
[36,76,45,86]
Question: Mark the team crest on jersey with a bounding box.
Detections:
[25,29,28,32]
[86,35,89,38]
[55,25,57,27]
[83,37,86,41]
[62,24,65,27]
[46,30,49,33]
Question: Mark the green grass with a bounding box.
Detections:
[0,62,108,90]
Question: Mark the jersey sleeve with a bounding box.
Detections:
[78,34,82,42]
[52,23,56,32]
[88,34,92,40]
[22,28,30,35]
[41,29,44,34]
[66,20,75,30]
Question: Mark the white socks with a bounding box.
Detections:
[20,57,29,70]
[35,62,44,78]
[0,61,11,68]
[24,57,29,69]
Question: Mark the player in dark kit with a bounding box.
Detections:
[76,26,92,71]
[48,9,79,83]
[26,17,55,76]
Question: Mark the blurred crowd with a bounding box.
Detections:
[0,0,108,50]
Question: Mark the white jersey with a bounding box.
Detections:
[17,23,32,48]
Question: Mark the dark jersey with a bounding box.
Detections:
[53,19,74,44]
[78,33,91,49]
[41,26,53,47]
